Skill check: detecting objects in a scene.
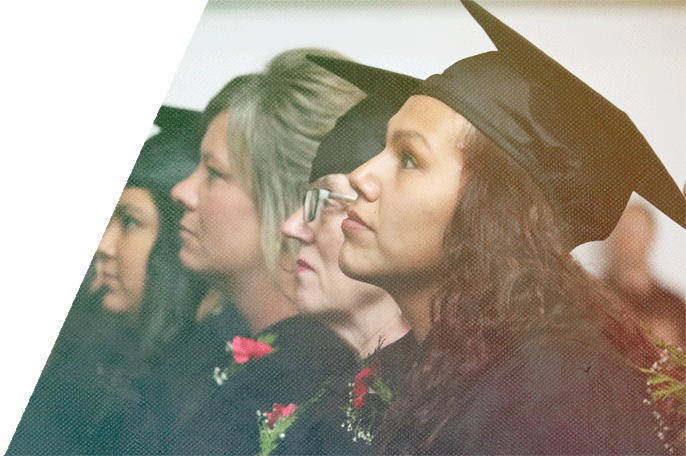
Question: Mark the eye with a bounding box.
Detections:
[121,214,142,230]
[206,166,223,182]
[400,151,418,169]
[320,191,354,214]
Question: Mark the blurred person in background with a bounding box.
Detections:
[8,106,214,455]
[605,202,686,348]
[140,48,364,455]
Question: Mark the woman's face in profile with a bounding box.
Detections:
[95,187,159,313]
[282,174,386,314]
[172,110,263,276]
[339,95,469,289]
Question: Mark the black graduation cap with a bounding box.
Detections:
[153,105,203,136]
[127,105,203,194]
[307,1,686,247]
[416,0,686,246]
[306,56,420,182]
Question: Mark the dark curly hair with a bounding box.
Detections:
[379,123,659,454]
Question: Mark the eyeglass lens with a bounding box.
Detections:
[303,189,323,223]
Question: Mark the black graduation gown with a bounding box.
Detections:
[7,304,144,455]
[271,332,419,455]
[386,327,669,455]
[128,302,249,455]
[161,314,359,455]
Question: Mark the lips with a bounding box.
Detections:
[295,258,314,274]
[100,271,118,288]
[179,222,197,240]
[342,209,372,232]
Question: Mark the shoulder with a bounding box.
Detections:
[261,315,357,368]
[237,316,358,404]
[374,331,419,390]
[264,315,337,343]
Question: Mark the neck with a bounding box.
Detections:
[383,279,438,344]
[195,287,223,322]
[219,261,296,335]
[325,293,410,359]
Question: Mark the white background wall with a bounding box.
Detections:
[2,0,684,451]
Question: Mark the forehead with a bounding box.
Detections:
[119,187,154,207]
[201,111,231,160]
[117,187,158,220]
[388,95,463,136]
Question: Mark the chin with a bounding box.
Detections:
[102,294,132,313]
[294,290,325,314]
[179,249,206,272]
[338,248,377,286]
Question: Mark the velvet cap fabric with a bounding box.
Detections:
[153,105,203,140]
[127,106,202,195]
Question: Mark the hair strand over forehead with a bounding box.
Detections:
[220,48,365,278]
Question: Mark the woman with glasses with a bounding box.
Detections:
[313,1,686,454]
[283,177,407,360]
[274,74,418,455]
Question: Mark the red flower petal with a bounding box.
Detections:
[353,367,374,396]
[266,403,298,429]
[355,367,374,384]
[282,403,297,417]
[353,395,366,409]
[352,385,367,396]
[231,336,273,364]
[265,411,276,428]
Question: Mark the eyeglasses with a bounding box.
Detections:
[302,188,356,223]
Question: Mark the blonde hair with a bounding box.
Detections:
[225,48,364,277]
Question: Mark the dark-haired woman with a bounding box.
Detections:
[314,1,686,454]
[7,111,236,455]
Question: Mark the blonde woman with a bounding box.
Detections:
[144,48,364,455]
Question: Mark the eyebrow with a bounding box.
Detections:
[113,203,152,221]
[200,151,213,163]
[389,130,431,150]
[200,151,229,173]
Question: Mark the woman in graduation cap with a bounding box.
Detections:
[8,106,210,455]
[311,1,686,454]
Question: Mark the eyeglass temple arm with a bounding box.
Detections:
[327,191,356,201]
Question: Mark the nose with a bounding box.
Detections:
[171,168,199,210]
[96,222,118,259]
[282,206,314,244]
[349,153,382,202]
